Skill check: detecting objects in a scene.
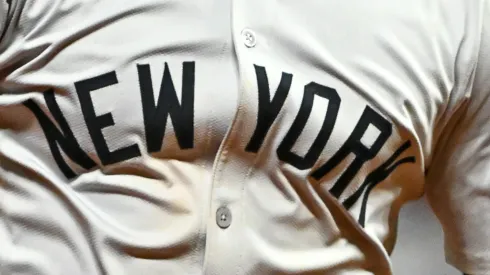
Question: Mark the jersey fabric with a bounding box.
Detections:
[0,0,488,274]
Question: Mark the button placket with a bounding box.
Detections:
[202,2,270,273]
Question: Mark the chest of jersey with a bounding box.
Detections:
[0,0,463,274]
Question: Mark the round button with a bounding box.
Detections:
[216,206,232,229]
[241,29,257,48]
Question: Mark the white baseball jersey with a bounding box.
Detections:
[1,0,490,274]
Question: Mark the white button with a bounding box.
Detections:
[216,206,232,229]
[241,29,257,48]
